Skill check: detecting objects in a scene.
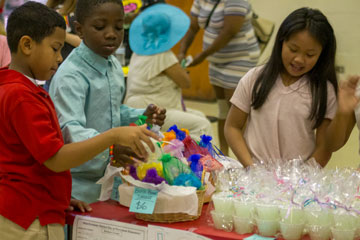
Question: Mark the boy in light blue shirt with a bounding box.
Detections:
[49,0,166,203]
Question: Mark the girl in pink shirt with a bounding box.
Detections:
[225,7,338,168]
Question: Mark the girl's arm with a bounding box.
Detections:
[163,62,191,89]
[188,15,245,67]
[325,76,359,152]
[325,111,356,152]
[44,125,160,172]
[311,119,333,167]
[177,15,200,61]
[224,105,253,167]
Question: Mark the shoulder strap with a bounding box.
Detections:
[205,0,221,29]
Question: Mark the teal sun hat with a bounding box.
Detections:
[129,3,190,56]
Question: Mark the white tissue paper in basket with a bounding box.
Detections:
[96,163,124,201]
[119,174,199,216]
[96,138,163,201]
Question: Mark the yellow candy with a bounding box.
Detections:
[136,162,164,180]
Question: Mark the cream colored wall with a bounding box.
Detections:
[250,0,360,168]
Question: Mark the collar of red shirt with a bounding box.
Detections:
[0,67,48,97]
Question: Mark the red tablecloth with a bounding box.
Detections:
[66,200,310,240]
[66,200,254,240]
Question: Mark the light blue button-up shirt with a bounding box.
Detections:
[49,42,144,203]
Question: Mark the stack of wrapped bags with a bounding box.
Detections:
[209,158,360,240]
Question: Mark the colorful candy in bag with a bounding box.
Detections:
[162,131,176,146]
[142,168,167,185]
[129,165,139,180]
[159,154,193,185]
[143,138,163,162]
[200,155,223,171]
[167,125,186,140]
[135,115,148,126]
[151,124,164,138]
[182,135,209,159]
[163,139,184,159]
[173,173,202,189]
[136,162,163,180]
[180,128,189,136]
[188,154,203,180]
[199,134,216,157]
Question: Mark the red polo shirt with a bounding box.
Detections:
[0,68,71,229]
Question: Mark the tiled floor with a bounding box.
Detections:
[184,99,360,169]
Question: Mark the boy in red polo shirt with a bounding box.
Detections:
[0,2,160,239]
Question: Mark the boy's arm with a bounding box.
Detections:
[10,98,159,173]
[44,125,160,172]
[119,104,166,127]
[119,104,145,126]
[224,105,253,167]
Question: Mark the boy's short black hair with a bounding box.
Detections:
[76,0,124,24]
[6,1,66,53]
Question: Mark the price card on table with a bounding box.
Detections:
[129,187,158,214]
[110,176,123,201]
[72,215,147,240]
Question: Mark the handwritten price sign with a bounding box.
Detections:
[129,187,158,214]
[110,176,123,201]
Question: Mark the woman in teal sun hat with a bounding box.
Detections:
[124,3,212,139]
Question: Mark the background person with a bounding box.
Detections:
[125,3,212,139]
[178,0,260,155]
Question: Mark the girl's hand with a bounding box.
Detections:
[338,75,360,114]
[188,52,206,67]
[113,124,160,158]
[66,199,92,213]
[143,104,166,126]
[177,52,186,62]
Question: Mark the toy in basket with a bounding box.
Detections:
[116,118,224,222]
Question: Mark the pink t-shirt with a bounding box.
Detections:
[0,35,11,68]
[230,66,337,163]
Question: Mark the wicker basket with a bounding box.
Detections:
[134,189,206,223]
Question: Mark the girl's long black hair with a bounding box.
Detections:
[251,7,337,129]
